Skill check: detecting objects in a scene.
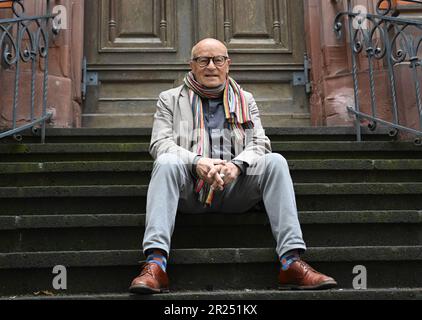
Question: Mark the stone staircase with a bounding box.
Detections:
[0,127,421,300]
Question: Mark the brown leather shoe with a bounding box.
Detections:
[129,262,169,294]
[279,259,337,290]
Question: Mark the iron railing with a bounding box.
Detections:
[334,0,422,145]
[0,0,58,143]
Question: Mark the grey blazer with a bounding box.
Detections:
[149,84,272,168]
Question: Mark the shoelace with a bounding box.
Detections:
[298,260,321,275]
[139,263,154,278]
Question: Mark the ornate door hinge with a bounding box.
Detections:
[81,56,98,100]
[293,53,312,94]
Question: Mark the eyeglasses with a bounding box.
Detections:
[192,56,229,68]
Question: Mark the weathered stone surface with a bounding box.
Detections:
[6,288,422,301]
[0,129,421,297]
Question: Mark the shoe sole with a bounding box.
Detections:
[129,284,170,295]
[279,281,338,291]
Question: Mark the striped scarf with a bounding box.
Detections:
[184,71,254,207]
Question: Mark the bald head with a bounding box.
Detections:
[191,38,228,59]
[189,38,231,88]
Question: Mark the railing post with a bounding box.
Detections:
[347,0,362,142]
[41,0,50,144]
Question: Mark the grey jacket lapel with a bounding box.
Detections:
[176,85,195,152]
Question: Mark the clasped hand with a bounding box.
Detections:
[195,158,241,191]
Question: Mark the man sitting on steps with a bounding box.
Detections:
[129,38,337,294]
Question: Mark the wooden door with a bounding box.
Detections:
[83,0,309,128]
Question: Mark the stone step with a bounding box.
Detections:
[5,288,422,300]
[2,211,420,230]
[1,184,422,215]
[0,211,420,252]
[260,114,312,128]
[1,159,422,186]
[3,159,422,174]
[0,141,421,162]
[2,127,394,143]
[0,128,418,299]
[93,98,303,115]
[0,247,421,295]
[2,247,421,266]
[1,183,422,199]
[81,113,312,129]
[3,247,420,267]
[0,195,419,215]
[1,141,420,154]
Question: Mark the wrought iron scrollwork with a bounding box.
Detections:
[334,0,422,145]
[0,0,58,143]
[0,0,50,67]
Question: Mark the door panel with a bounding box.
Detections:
[100,0,176,52]
[83,0,310,128]
[222,0,290,52]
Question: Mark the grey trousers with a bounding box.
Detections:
[143,153,307,259]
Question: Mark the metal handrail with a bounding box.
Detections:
[0,0,57,143]
[334,0,422,145]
